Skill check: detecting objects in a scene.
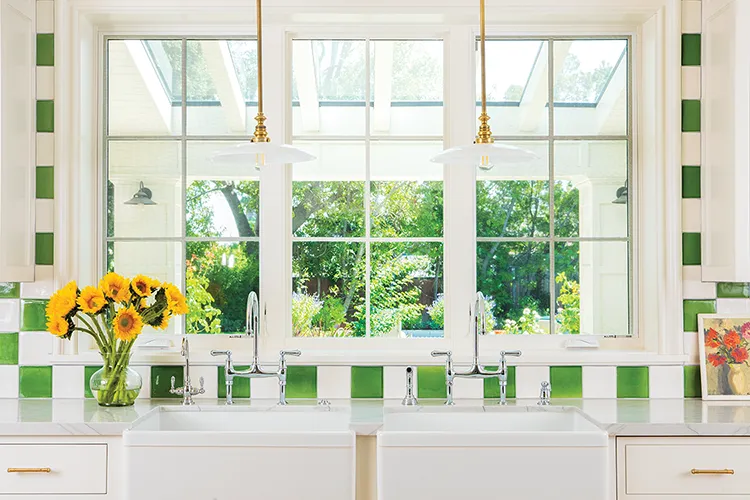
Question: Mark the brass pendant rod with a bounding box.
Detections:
[256,0,263,115]
[480,0,487,116]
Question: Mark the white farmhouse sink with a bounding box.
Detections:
[378,406,608,500]
[124,406,355,500]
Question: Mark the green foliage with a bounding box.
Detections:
[503,308,545,335]
[292,292,323,337]
[313,297,347,332]
[427,295,445,328]
[555,272,581,334]
[185,257,222,334]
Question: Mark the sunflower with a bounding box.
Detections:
[77,286,106,315]
[113,305,144,341]
[131,274,157,298]
[47,316,70,337]
[46,281,78,318]
[99,273,130,303]
[163,284,188,315]
[155,313,170,330]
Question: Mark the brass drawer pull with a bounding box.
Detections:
[7,468,51,473]
[691,469,735,475]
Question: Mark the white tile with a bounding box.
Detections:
[682,199,701,232]
[53,365,84,398]
[716,298,750,314]
[582,366,617,398]
[36,133,54,166]
[36,67,54,100]
[132,365,150,399]
[684,332,700,363]
[649,365,684,398]
[35,199,54,233]
[191,365,218,399]
[682,132,701,166]
[384,366,411,399]
[0,366,19,397]
[36,0,54,33]
[0,300,20,332]
[251,377,278,399]
[682,0,702,33]
[682,66,701,100]
[20,266,55,299]
[453,377,484,399]
[317,366,351,399]
[683,266,717,299]
[515,366,549,399]
[0,398,18,420]
[18,331,52,365]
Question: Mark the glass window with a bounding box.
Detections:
[291,39,445,338]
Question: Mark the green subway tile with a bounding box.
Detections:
[151,366,183,399]
[682,100,701,132]
[21,299,49,331]
[36,100,54,133]
[0,333,18,365]
[682,232,701,265]
[36,233,54,265]
[717,282,750,298]
[682,166,700,199]
[483,366,515,399]
[550,366,583,398]
[218,365,250,399]
[286,366,317,399]
[684,365,702,398]
[0,282,20,298]
[36,167,54,199]
[617,366,649,399]
[417,366,446,399]
[84,366,101,399]
[37,34,54,66]
[19,366,52,398]
[682,34,701,66]
[683,300,716,332]
[351,366,383,399]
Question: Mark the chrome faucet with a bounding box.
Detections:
[401,366,418,406]
[170,337,205,405]
[212,291,302,405]
[431,292,521,405]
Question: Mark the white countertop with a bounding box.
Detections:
[1,398,750,437]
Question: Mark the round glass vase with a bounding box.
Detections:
[89,364,142,407]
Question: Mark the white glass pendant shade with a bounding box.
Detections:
[430,143,538,170]
[211,142,315,168]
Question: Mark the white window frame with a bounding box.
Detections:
[53,0,685,367]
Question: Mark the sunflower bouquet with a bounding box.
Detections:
[45,273,188,406]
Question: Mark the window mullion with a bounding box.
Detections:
[547,38,556,337]
[364,38,372,338]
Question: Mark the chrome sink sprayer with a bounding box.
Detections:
[170,337,205,405]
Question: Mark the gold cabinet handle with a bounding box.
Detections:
[7,468,51,473]
[690,469,735,475]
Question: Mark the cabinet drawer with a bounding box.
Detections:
[621,438,750,497]
[0,444,107,495]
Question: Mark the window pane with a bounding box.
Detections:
[370,243,443,338]
[107,141,182,238]
[292,242,366,337]
[553,39,628,136]
[187,142,259,238]
[185,241,259,335]
[554,140,627,238]
[108,40,182,136]
[555,241,629,336]
[476,142,549,238]
[478,40,548,136]
[477,242,550,334]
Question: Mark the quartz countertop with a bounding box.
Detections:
[2,398,750,437]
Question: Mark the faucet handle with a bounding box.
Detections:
[281,350,302,358]
[431,350,452,360]
[211,350,233,362]
[500,350,522,358]
[169,375,183,395]
[538,381,551,405]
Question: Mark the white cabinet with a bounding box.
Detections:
[701,0,750,281]
[0,0,35,282]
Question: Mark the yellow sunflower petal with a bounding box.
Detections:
[113,305,143,341]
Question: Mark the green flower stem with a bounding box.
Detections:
[78,315,108,352]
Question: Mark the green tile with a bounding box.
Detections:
[36,100,54,133]
[483,366,515,399]
[286,366,317,399]
[351,366,384,399]
[0,283,20,298]
[550,366,583,398]
[617,366,649,399]
[37,34,54,66]
[417,366,446,399]
[19,366,52,398]
[35,233,54,265]
[682,232,701,265]
[682,100,701,132]
[0,333,18,364]
[682,166,700,199]
[84,366,101,399]
[684,365,702,398]
[717,282,750,299]
[21,299,49,331]
[151,366,183,399]
[218,366,250,399]
[683,299,717,332]
[682,34,701,66]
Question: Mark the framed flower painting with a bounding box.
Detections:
[698,315,750,400]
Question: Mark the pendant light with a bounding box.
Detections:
[211,0,315,168]
[430,0,536,170]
